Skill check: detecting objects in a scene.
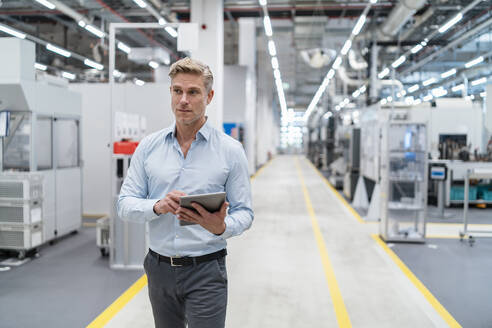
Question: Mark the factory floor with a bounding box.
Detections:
[1,155,491,327]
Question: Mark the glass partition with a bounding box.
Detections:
[55,118,79,168]
[35,116,53,170]
[3,112,31,171]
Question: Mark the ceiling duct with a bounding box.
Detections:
[338,67,403,90]
[300,48,336,68]
[348,49,368,71]
[378,0,427,40]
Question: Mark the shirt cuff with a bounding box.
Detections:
[218,215,235,239]
[146,198,161,220]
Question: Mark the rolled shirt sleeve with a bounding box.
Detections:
[220,144,254,239]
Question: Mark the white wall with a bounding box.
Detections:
[223,66,247,123]
[69,82,173,216]
[485,84,492,145]
[255,44,279,167]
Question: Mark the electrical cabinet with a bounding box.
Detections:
[380,123,427,242]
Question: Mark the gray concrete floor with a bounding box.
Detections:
[392,238,492,328]
[0,227,143,328]
[107,155,451,327]
[4,155,487,327]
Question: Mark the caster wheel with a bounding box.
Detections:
[17,251,26,260]
[459,232,464,242]
[100,248,108,257]
[469,236,475,247]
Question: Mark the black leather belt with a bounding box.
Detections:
[149,248,227,267]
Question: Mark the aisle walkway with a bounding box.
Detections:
[97,155,457,327]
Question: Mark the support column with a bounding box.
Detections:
[191,0,224,130]
[238,18,257,175]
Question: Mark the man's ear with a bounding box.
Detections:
[206,89,214,105]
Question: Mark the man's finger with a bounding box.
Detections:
[177,214,197,223]
[191,202,209,216]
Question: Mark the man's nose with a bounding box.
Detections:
[180,94,189,103]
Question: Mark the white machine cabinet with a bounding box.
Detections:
[0,173,44,257]
[379,123,428,242]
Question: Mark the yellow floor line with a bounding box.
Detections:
[86,158,272,327]
[251,157,273,180]
[86,274,148,328]
[371,234,462,327]
[302,157,461,327]
[295,157,352,328]
[304,158,368,225]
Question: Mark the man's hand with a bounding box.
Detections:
[176,201,229,235]
[154,190,187,215]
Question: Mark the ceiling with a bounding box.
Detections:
[0,0,491,111]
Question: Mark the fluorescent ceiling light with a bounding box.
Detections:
[158,18,166,25]
[62,71,76,80]
[34,63,47,71]
[411,44,423,54]
[341,40,352,56]
[431,87,447,98]
[387,96,393,102]
[378,67,389,79]
[117,42,131,54]
[84,59,104,70]
[333,56,342,70]
[401,90,407,96]
[274,69,281,80]
[0,23,26,39]
[268,40,277,56]
[452,84,464,92]
[78,21,86,28]
[135,79,145,86]
[471,77,487,86]
[381,98,387,105]
[34,0,56,10]
[259,0,267,5]
[370,0,378,3]
[46,43,71,57]
[335,105,341,111]
[423,77,437,86]
[414,99,422,105]
[360,85,366,93]
[113,70,122,78]
[480,92,486,97]
[423,94,433,102]
[165,27,178,38]
[438,13,463,34]
[263,16,273,37]
[352,15,366,36]
[271,57,279,70]
[85,25,105,38]
[465,56,483,68]
[352,89,361,98]
[132,0,147,8]
[441,68,457,79]
[391,55,406,68]
[148,61,159,69]
[408,84,419,93]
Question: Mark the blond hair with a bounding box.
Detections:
[169,57,214,91]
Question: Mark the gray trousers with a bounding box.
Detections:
[143,250,228,328]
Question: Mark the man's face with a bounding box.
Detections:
[170,73,214,126]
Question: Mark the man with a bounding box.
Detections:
[117,57,254,328]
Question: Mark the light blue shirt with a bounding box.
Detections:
[117,120,253,257]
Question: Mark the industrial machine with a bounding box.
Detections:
[379,123,428,242]
[343,127,361,200]
[0,38,82,257]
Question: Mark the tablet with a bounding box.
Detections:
[179,192,226,226]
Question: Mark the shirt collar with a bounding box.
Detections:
[166,117,211,142]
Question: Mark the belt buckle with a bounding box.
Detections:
[170,257,182,267]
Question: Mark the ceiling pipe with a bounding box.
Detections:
[348,49,367,70]
[338,66,403,90]
[378,0,427,40]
